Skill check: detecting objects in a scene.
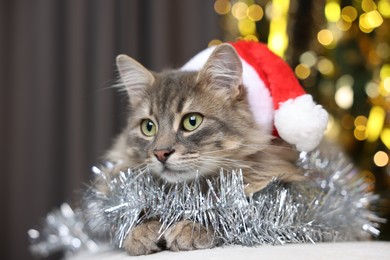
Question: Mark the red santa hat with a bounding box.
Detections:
[181,40,328,152]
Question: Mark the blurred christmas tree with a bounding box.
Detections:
[212,0,390,240]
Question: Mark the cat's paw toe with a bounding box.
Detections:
[123,221,163,256]
[165,220,215,252]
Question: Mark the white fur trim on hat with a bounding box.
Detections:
[274,94,328,151]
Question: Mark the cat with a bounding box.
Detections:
[101,43,303,255]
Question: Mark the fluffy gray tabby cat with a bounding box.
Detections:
[102,44,303,255]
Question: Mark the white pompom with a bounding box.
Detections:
[274,95,328,151]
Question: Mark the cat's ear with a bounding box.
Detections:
[116,54,154,94]
[198,44,243,99]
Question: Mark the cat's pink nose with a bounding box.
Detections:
[154,148,175,163]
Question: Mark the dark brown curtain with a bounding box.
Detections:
[0,1,222,259]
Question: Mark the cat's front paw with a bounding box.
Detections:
[164,220,215,252]
[123,220,164,256]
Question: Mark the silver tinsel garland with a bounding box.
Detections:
[28,148,384,258]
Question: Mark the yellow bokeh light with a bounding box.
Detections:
[354,128,368,141]
[336,19,352,31]
[268,2,283,19]
[268,33,288,57]
[214,0,231,15]
[356,125,367,131]
[380,64,390,79]
[359,13,374,33]
[365,10,384,28]
[341,6,358,22]
[317,58,335,76]
[366,106,386,142]
[378,0,390,18]
[358,9,384,33]
[300,51,317,67]
[247,4,264,21]
[325,1,341,22]
[365,81,379,98]
[295,64,311,80]
[232,2,248,20]
[317,29,334,46]
[381,128,390,149]
[373,151,389,167]
[268,0,290,57]
[362,0,377,12]
[384,77,390,92]
[354,115,368,127]
[238,19,256,36]
[379,80,390,96]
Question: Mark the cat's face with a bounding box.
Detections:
[115,44,270,183]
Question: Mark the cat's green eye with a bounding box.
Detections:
[141,119,157,137]
[182,113,203,132]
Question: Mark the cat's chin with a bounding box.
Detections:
[155,169,197,183]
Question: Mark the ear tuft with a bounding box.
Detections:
[198,44,243,97]
[116,54,154,93]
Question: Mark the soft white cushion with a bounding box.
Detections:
[69,241,390,260]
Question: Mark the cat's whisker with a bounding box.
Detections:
[179,159,231,175]
[199,156,266,170]
[200,146,264,156]
[240,143,299,152]
[197,158,251,171]
[201,142,298,155]
[129,162,146,171]
[186,161,218,173]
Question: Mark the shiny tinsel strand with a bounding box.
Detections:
[29,148,384,258]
